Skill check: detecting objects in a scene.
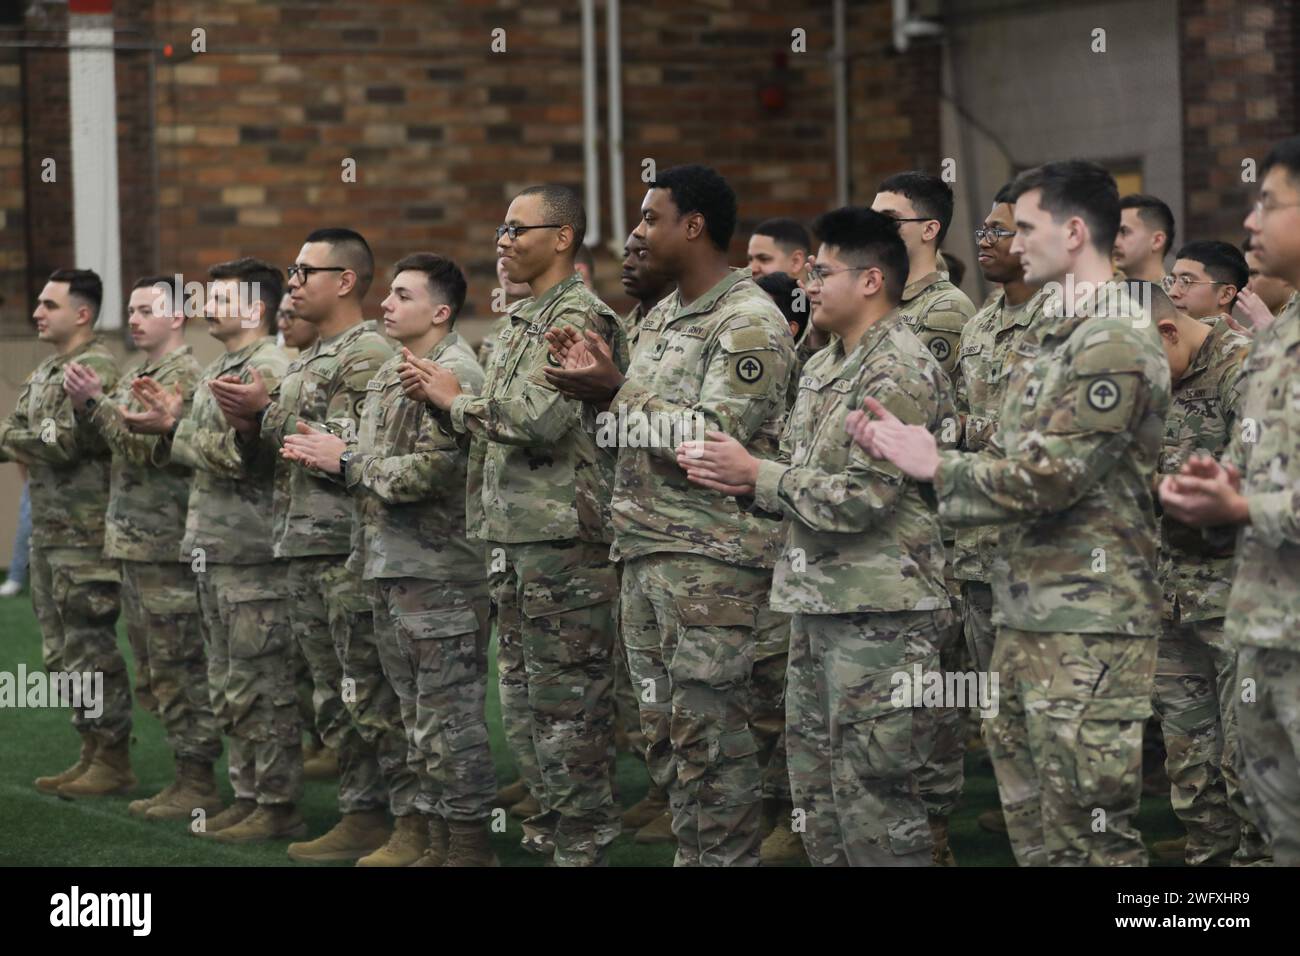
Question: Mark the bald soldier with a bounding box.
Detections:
[852,161,1171,866]
[1,269,132,797]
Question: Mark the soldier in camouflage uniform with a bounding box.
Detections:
[62,276,222,816]
[872,172,976,860]
[208,231,402,861]
[544,166,795,866]
[682,208,955,866]
[0,270,132,796]
[953,191,1049,677]
[409,188,622,867]
[853,162,1171,866]
[287,253,497,867]
[1160,138,1300,866]
[131,259,305,840]
[1151,305,1268,865]
[609,231,678,839]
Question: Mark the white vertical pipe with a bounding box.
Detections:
[580,0,601,247]
[833,0,849,207]
[606,0,626,249]
[68,15,122,329]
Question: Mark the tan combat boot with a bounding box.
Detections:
[212,804,308,844]
[195,798,257,837]
[144,759,225,821]
[977,809,1008,834]
[287,810,390,862]
[58,739,136,798]
[408,816,451,867]
[929,815,957,867]
[443,820,499,867]
[35,734,96,794]
[303,746,339,781]
[634,811,675,845]
[357,813,429,867]
[760,817,808,864]
[128,779,181,818]
[622,784,669,830]
[1152,835,1188,862]
[495,778,529,806]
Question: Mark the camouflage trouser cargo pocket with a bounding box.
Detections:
[1034,694,1150,810]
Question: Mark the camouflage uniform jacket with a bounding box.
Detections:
[253,320,393,559]
[950,288,1049,583]
[609,267,795,568]
[345,332,485,583]
[86,345,201,563]
[0,336,119,549]
[933,281,1171,635]
[1223,296,1300,651]
[1158,316,1250,623]
[754,312,954,614]
[155,336,288,565]
[898,270,976,382]
[452,273,621,545]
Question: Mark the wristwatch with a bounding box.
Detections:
[339,450,356,476]
[83,398,97,411]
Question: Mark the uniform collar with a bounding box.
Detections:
[901,271,943,303]
[844,308,903,367]
[221,335,273,370]
[425,331,462,363]
[138,344,192,378]
[511,273,582,324]
[997,287,1048,333]
[51,335,103,366]
[664,267,750,324]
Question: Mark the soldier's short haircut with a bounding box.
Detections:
[517,184,587,252]
[1120,193,1176,256]
[755,271,807,341]
[208,256,283,333]
[1008,160,1120,256]
[48,268,102,319]
[753,217,812,254]
[1176,240,1249,302]
[811,206,909,305]
[651,164,737,252]
[1131,280,1178,325]
[993,181,1018,206]
[392,252,468,323]
[304,227,375,298]
[877,171,955,245]
[132,274,179,315]
[1261,134,1300,185]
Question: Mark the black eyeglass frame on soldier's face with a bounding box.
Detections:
[287,264,347,282]
[974,225,1017,245]
[495,224,566,242]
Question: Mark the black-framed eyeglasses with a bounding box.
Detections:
[287,264,347,282]
[496,224,565,241]
[974,225,1016,244]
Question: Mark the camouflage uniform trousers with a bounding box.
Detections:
[120,560,220,764]
[489,538,620,866]
[287,556,414,816]
[620,552,766,867]
[29,547,131,747]
[988,628,1156,866]
[610,564,642,758]
[372,577,496,823]
[198,563,302,804]
[915,559,967,821]
[752,608,792,804]
[1152,616,1267,865]
[120,578,154,715]
[1235,646,1300,867]
[786,609,940,867]
[961,581,996,675]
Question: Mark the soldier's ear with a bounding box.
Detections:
[1156,318,1179,344]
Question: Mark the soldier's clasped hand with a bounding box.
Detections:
[61,361,104,410]
[542,326,623,403]
[676,430,758,497]
[121,376,183,434]
[281,420,347,474]
[847,397,941,482]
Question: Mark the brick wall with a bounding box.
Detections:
[1180,0,1298,243]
